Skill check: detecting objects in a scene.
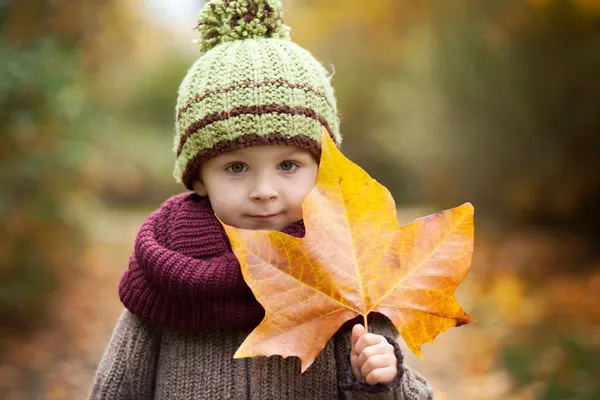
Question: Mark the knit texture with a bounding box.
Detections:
[119,192,305,332]
[90,310,434,399]
[173,0,341,189]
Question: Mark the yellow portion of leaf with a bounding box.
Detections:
[222,127,475,372]
[375,203,475,356]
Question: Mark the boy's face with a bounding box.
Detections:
[194,145,319,231]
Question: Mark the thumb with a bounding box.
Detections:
[351,324,365,350]
[351,324,365,381]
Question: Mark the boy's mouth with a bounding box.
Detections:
[248,213,281,219]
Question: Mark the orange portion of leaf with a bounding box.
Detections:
[222,127,475,372]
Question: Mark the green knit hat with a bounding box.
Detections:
[173,0,341,190]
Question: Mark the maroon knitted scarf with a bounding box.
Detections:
[119,192,305,332]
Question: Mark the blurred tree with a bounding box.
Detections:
[372,0,600,251]
[0,0,138,337]
[85,52,193,207]
[428,0,600,243]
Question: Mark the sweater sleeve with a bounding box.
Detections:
[88,309,161,400]
[334,318,434,400]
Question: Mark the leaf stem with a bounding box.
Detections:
[363,314,368,333]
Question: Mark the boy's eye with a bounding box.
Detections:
[279,161,297,171]
[226,163,247,173]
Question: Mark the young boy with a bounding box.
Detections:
[90,1,433,398]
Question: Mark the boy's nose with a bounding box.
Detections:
[250,182,278,201]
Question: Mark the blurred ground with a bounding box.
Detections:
[0,203,148,399]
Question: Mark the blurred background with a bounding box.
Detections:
[1,0,599,398]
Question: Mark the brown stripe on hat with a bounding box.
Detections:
[176,105,333,157]
[177,80,333,120]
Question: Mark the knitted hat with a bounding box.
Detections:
[173,0,341,190]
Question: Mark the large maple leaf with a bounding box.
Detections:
[221,128,475,372]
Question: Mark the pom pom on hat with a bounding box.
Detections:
[196,0,291,52]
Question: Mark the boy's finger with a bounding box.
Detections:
[360,354,396,379]
[357,341,393,369]
[351,324,365,350]
[365,365,397,386]
[354,333,385,357]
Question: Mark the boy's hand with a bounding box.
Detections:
[350,324,398,385]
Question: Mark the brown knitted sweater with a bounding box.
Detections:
[89,310,433,399]
[89,194,433,399]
